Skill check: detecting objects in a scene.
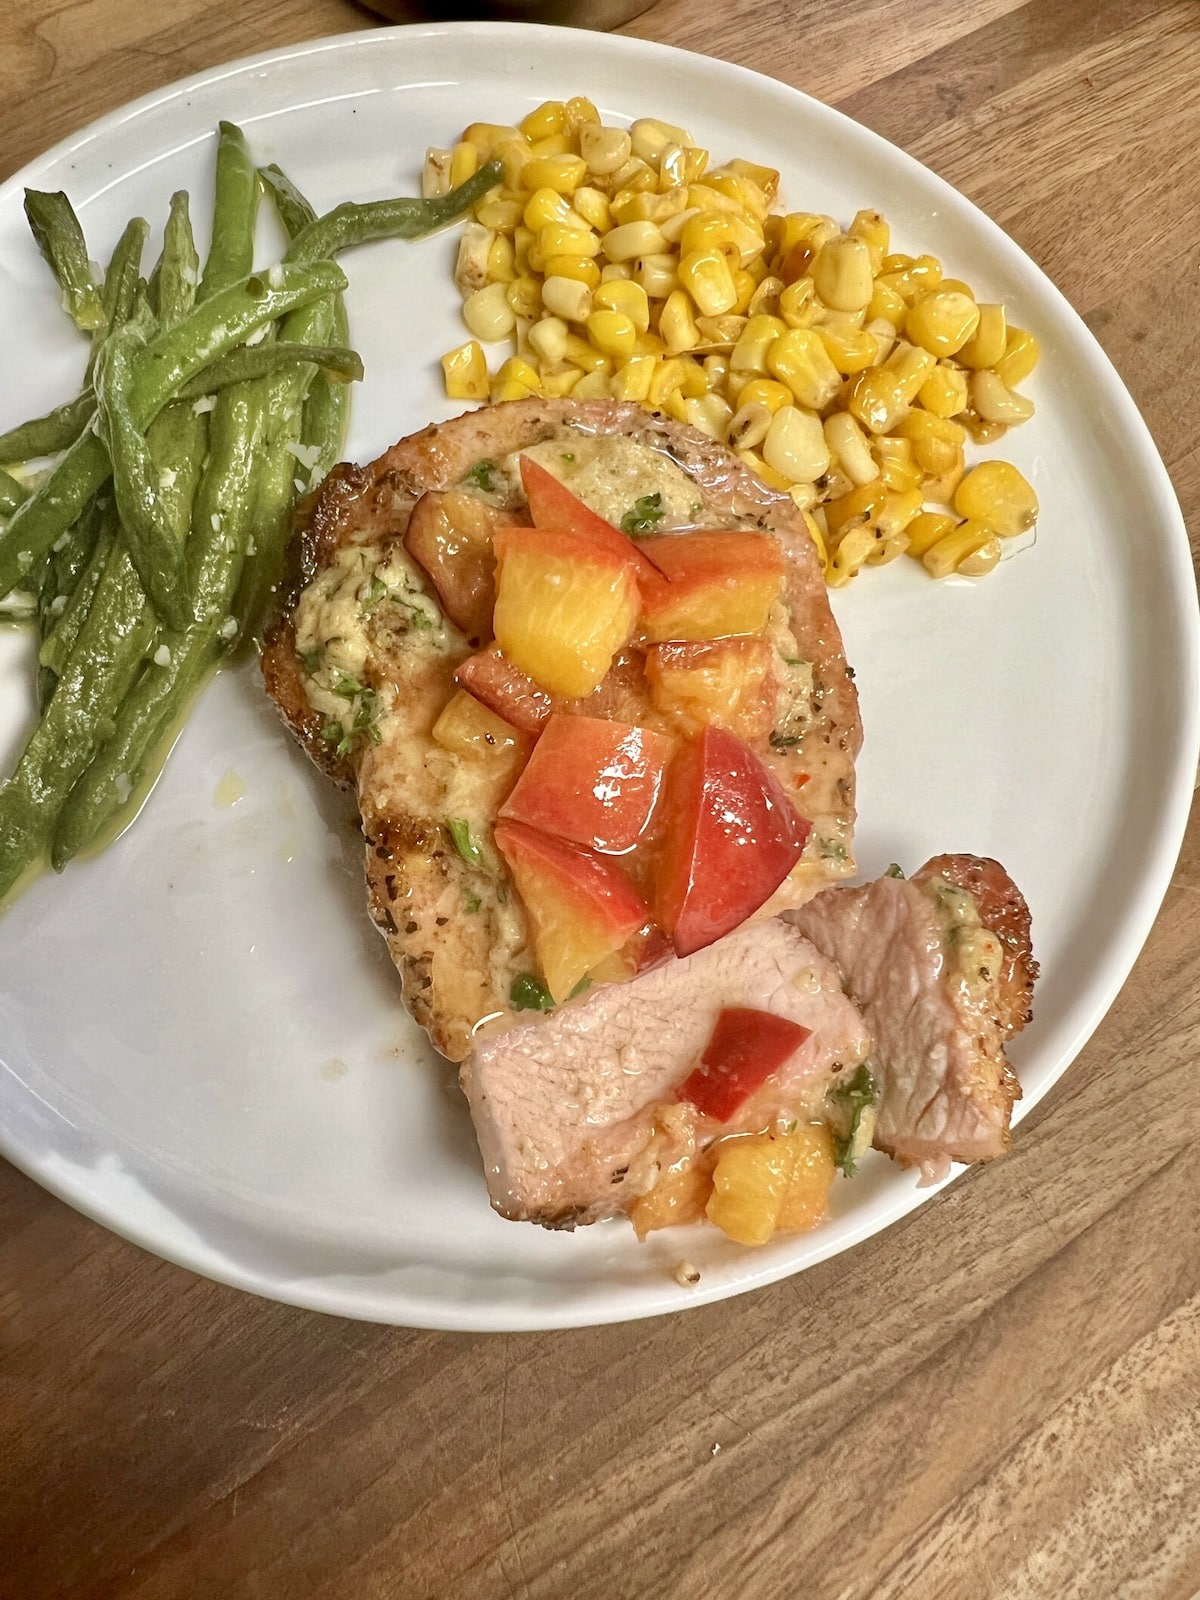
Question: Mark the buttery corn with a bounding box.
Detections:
[438,99,1043,588]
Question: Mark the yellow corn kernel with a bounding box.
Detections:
[570,185,611,233]
[527,316,569,366]
[802,509,829,569]
[703,352,730,389]
[660,143,709,189]
[492,354,541,391]
[586,309,638,361]
[461,122,522,159]
[491,376,536,403]
[880,252,943,298]
[505,276,541,320]
[815,323,880,375]
[762,404,830,484]
[684,392,734,439]
[958,303,1007,369]
[562,332,611,374]
[866,280,907,332]
[635,330,668,358]
[609,156,658,195]
[731,269,758,315]
[940,277,975,298]
[520,100,567,141]
[593,278,651,332]
[629,117,694,163]
[610,355,656,403]
[564,95,600,131]
[541,256,600,292]
[871,436,922,493]
[660,389,691,424]
[730,313,787,374]
[695,313,747,350]
[636,253,681,300]
[719,157,781,204]
[865,529,910,567]
[610,188,690,226]
[876,487,923,538]
[511,223,535,273]
[810,235,875,313]
[917,361,970,418]
[523,187,573,232]
[679,211,741,263]
[767,327,842,410]
[735,446,792,492]
[441,339,489,401]
[487,233,516,284]
[539,223,600,260]
[747,274,785,316]
[995,325,1041,389]
[462,281,516,342]
[449,141,480,189]
[421,147,453,198]
[958,535,1003,576]
[778,276,817,330]
[493,135,534,190]
[845,367,909,434]
[600,260,634,284]
[920,451,966,505]
[649,356,707,404]
[736,377,794,414]
[893,410,967,448]
[884,341,938,403]
[958,407,1008,445]
[954,460,1038,536]
[906,510,961,558]
[522,154,587,195]
[540,367,581,398]
[824,479,888,540]
[579,124,632,177]
[970,369,1036,425]
[923,517,998,579]
[727,400,773,451]
[678,247,739,317]
[658,289,701,353]
[572,368,612,401]
[848,208,890,272]
[904,291,981,357]
[475,197,524,233]
[827,521,878,588]
[602,219,670,262]
[529,132,574,160]
[823,410,878,486]
[696,171,770,223]
[541,275,593,322]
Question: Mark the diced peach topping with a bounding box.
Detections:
[493,818,649,1002]
[705,1125,836,1245]
[637,531,785,643]
[403,489,507,644]
[492,524,641,697]
[645,637,777,740]
[431,689,532,787]
[629,1160,714,1241]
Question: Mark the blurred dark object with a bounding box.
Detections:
[355,0,658,26]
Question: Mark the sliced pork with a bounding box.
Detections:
[462,918,872,1228]
[787,855,1036,1182]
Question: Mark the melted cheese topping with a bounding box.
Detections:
[510,435,705,529]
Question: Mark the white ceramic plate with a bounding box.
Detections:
[0,24,1195,1331]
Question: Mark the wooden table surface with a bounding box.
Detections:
[2,0,1199,1596]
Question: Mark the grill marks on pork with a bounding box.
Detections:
[262,398,861,1063]
[787,856,1034,1182]
[463,918,872,1227]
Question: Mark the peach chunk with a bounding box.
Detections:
[492,524,640,697]
[638,531,785,643]
[645,637,777,740]
[403,489,508,644]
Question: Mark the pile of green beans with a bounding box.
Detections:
[0,122,502,900]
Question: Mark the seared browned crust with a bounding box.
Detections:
[262,398,862,1062]
[914,854,1038,1037]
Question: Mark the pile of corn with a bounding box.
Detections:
[425,99,1041,586]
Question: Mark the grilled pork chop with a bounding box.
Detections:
[787,855,1037,1182]
[463,918,872,1227]
[262,398,861,1062]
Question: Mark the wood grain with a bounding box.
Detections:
[2,0,1200,1596]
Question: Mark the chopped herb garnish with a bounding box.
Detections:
[361,575,388,611]
[510,973,555,1011]
[770,731,804,750]
[831,1064,879,1177]
[464,458,499,493]
[620,492,665,533]
[884,862,906,879]
[560,451,575,464]
[783,656,804,668]
[464,891,482,914]
[321,678,380,757]
[330,672,365,698]
[817,836,849,863]
[299,647,324,676]
[447,817,483,869]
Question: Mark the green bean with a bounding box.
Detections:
[0,392,96,465]
[0,468,28,516]
[52,384,264,867]
[176,341,362,401]
[151,191,199,330]
[37,495,109,707]
[23,188,104,332]
[197,122,258,303]
[93,327,192,629]
[89,216,150,383]
[259,163,317,238]
[284,159,503,263]
[0,260,347,602]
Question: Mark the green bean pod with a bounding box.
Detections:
[0,391,97,465]
[197,122,258,303]
[23,188,104,331]
[0,468,28,516]
[176,341,362,401]
[151,191,200,330]
[284,159,503,263]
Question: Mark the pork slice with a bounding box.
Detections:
[461,918,872,1228]
[787,856,1035,1182]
